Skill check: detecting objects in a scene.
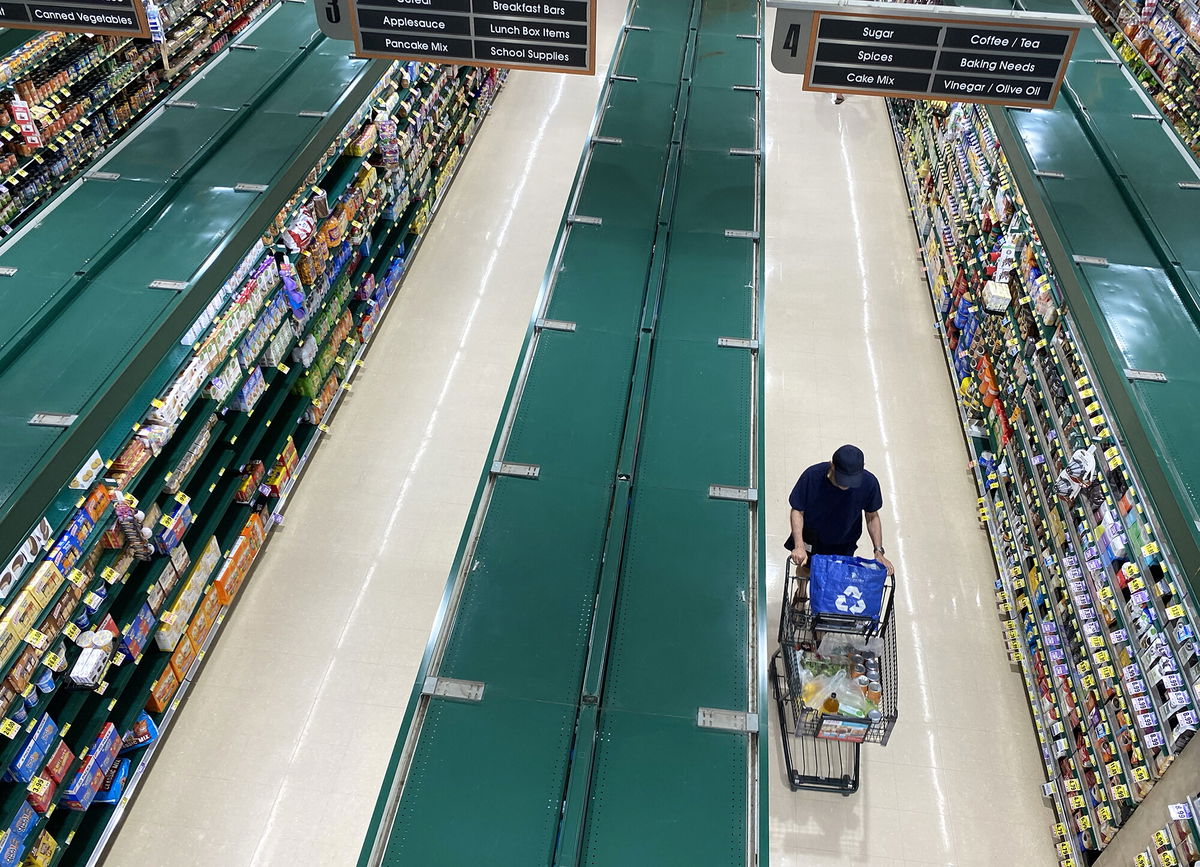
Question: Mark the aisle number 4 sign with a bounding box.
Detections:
[768,0,1094,108]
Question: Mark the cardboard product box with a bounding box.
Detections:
[88,723,121,775]
[0,830,24,867]
[5,647,40,695]
[147,582,166,615]
[0,591,41,642]
[169,543,191,577]
[25,776,55,815]
[168,634,199,681]
[0,632,20,668]
[83,485,114,523]
[262,462,289,498]
[20,830,55,867]
[46,537,81,575]
[63,511,94,549]
[214,538,252,606]
[121,604,156,661]
[25,563,63,609]
[93,757,129,805]
[7,802,36,840]
[61,753,104,811]
[43,740,74,784]
[241,512,266,550]
[145,664,181,714]
[187,588,221,650]
[119,712,158,756]
[7,715,58,784]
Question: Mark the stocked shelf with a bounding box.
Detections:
[889,93,1200,866]
[0,2,506,861]
[1083,0,1200,156]
[0,0,275,235]
[1131,793,1200,866]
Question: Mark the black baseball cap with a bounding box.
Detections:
[832,444,865,488]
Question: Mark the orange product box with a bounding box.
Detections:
[83,485,114,522]
[214,538,252,605]
[240,512,266,550]
[187,587,221,649]
[168,633,199,681]
[145,665,181,714]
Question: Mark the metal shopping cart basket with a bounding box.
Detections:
[770,556,898,795]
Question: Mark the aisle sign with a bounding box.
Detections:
[770,0,1089,108]
[0,0,149,35]
[344,0,595,73]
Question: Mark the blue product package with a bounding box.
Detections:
[0,831,24,867]
[119,712,159,756]
[8,802,37,839]
[93,758,130,805]
[808,555,887,621]
[8,715,58,784]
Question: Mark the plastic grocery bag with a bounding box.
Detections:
[809,555,887,621]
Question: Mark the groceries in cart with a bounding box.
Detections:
[789,634,886,724]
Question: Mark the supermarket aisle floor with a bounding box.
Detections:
[103,5,627,865]
[762,42,1058,867]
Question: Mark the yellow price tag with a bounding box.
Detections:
[1077,813,1090,829]
[25,629,48,650]
[1053,823,1067,839]
[64,623,80,640]
[1133,766,1150,782]
[84,592,102,609]
[1095,650,1110,663]
[102,566,119,584]
[1112,784,1129,799]
[67,569,87,589]
[175,492,190,506]
[1166,605,1186,620]
[277,363,290,374]
[1097,805,1112,822]
[1065,778,1081,792]
[1057,842,1071,857]
[27,776,49,796]
[151,398,165,408]
[1082,675,1096,689]
[0,719,18,739]
[1128,578,1145,592]
[1142,541,1160,557]
[1089,636,1104,648]
[1099,665,1114,678]
[43,651,62,670]
[1162,853,1178,867]
[1155,830,1169,847]
[95,680,108,695]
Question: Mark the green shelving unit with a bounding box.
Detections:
[889,0,1200,861]
[359,0,767,864]
[0,1,508,862]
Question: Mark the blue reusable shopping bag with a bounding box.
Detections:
[808,555,887,620]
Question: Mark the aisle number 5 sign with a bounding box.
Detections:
[769,0,1094,108]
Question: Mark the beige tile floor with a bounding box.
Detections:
[762,31,1057,867]
[105,8,1057,866]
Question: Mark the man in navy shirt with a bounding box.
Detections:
[786,444,894,574]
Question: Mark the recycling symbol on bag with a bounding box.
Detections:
[835,584,867,615]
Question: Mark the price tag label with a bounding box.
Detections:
[43,651,62,670]
[1099,665,1115,679]
[1168,802,1193,821]
[1137,854,1151,867]
[1082,674,1096,689]
[1133,766,1151,782]
[1097,805,1112,822]
[1112,783,1129,798]
[1053,823,1068,839]
[1105,760,1122,776]
[0,719,18,739]
[1142,541,1160,557]
[1154,830,1169,847]
[27,776,49,796]
[277,363,290,374]
[1166,605,1186,620]
[95,680,108,695]
[1064,778,1081,792]
[84,592,102,608]
[1162,852,1178,866]
[24,629,47,650]
[1088,635,1104,649]
[1128,578,1145,592]
[1069,795,1085,809]
[64,623,80,640]
[102,566,119,584]
[1095,650,1110,663]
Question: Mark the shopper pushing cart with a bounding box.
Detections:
[786,444,894,575]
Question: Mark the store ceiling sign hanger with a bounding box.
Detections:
[768,0,1094,108]
[341,0,595,73]
[0,0,149,36]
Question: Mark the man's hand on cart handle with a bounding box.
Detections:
[790,547,808,569]
[875,552,895,576]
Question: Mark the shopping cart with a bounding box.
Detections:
[770,557,898,795]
